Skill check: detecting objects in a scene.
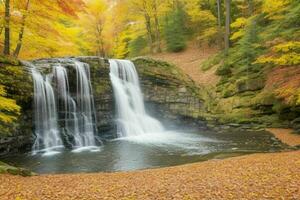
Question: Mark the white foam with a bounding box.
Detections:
[32,145,64,156]
[72,146,101,153]
[114,131,218,150]
[42,151,61,157]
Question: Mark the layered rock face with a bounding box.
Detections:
[0,57,204,155]
[133,58,204,128]
[200,64,300,132]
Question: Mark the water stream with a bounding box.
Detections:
[31,59,99,155]
[109,59,164,137]
[32,69,63,156]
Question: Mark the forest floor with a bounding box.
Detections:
[1,151,299,200]
[150,43,220,86]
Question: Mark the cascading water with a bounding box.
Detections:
[31,59,99,155]
[73,61,97,148]
[54,65,80,147]
[109,59,164,137]
[32,69,63,155]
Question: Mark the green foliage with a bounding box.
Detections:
[163,8,187,52]
[216,62,231,76]
[201,52,224,71]
[255,1,300,66]
[236,18,262,67]
[207,0,300,126]
[129,36,148,57]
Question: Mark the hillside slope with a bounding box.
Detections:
[149,0,300,132]
[150,43,219,86]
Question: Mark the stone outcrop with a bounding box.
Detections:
[0,56,204,155]
[133,57,204,127]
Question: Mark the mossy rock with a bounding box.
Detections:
[0,55,20,66]
[0,161,36,177]
[252,91,277,106]
[236,77,265,93]
[221,83,236,98]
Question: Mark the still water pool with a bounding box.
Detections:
[3,129,283,174]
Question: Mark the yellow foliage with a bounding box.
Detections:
[273,41,300,53]
[0,85,20,124]
[231,17,248,29]
[275,53,300,65]
[230,17,249,41]
[262,0,291,19]
[255,53,300,66]
[230,30,245,41]
[197,27,218,44]
[183,0,216,26]
[113,30,131,59]
[256,39,300,66]
[275,85,300,106]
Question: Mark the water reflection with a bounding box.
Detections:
[2,129,284,174]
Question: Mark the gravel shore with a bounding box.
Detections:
[1,151,299,200]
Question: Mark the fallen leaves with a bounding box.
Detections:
[0,151,299,200]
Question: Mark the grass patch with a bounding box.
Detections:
[201,52,224,71]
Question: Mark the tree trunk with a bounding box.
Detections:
[216,0,222,49]
[248,0,253,16]
[217,0,221,28]
[3,0,10,55]
[13,0,30,58]
[144,13,154,53]
[96,24,105,57]
[153,0,161,53]
[224,0,231,55]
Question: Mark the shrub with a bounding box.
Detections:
[163,8,187,52]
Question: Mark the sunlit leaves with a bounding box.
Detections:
[0,0,85,59]
[273,41,300,53]
[262,0,291,19]
[0,85,20,124]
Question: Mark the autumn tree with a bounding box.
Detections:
[79,0,108,57]
[0,0,85,59]
[13,0,30,57]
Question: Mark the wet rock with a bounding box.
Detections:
[0,161,35,177]
[228,123,241,128]
[134,57,204,122]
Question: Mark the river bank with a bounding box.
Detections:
[266,128,300,147]
[1,150,299,200]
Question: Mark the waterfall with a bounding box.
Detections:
[53,65,80,147]
[32,69,63,155]
[109,59,164,137]
[31,59,99,155]
[74,61,97,147]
